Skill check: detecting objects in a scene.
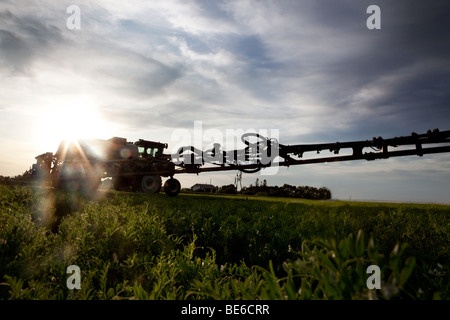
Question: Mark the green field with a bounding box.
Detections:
[0,185,448,300]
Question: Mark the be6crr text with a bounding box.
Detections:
[225,305,269,315]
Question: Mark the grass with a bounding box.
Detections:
[0,184,448,300]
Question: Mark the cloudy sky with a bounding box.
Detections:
[1,0,450,203]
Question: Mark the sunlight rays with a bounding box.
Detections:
[37,95,111,153]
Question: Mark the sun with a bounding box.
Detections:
[37,96,112,152]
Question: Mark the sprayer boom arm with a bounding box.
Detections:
[173,129,450,174]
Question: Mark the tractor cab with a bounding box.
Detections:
[134,139,168,159]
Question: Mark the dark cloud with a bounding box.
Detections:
[228,35,272,67]
[0,9,63,75]
[99,102,211,131]
[0,29,32,73]
[100,53,184,100]
[269,0,450,140]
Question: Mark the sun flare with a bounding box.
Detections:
[37,96,111,152]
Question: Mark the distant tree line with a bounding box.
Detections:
[0,174,29,186]
[2,173,331,200]
[218,178,332,200]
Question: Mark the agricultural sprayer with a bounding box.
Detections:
[31,128,450,196]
